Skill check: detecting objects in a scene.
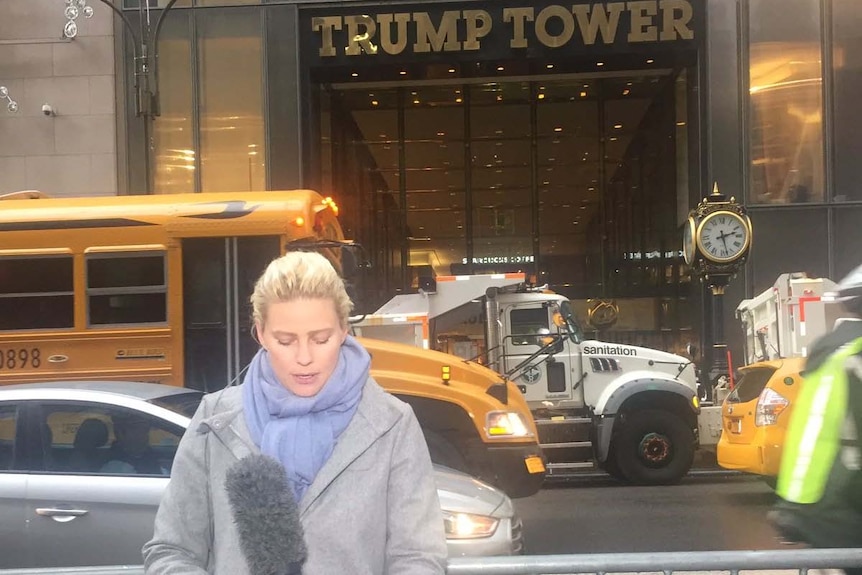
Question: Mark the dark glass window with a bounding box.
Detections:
[748,209,828,293]
[833,207,862,280]
[38,403,183,476]
[727,367,777,404]
[510,308,550,347]
[88,255,165,289]
[86,253,167,326]
[0,257,74,330]
[0,405,18,471]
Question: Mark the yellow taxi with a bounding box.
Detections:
[716,357,805,479]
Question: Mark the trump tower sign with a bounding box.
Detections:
[303,0,703,65]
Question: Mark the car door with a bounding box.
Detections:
[25,401,183,569]
[0,402,28,569]
[504,303,575,404]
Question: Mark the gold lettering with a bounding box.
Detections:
[660,0,694,40]
[312,16,342,57]
[377,13,410,54]
[413,11,462,53]
[573,2,625,45]
[628,1,658,42]
[345,15,378,55]
[503,7,535,48]
[535,5,575,48]
[463,9,492,51]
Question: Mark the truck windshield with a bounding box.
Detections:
[558,300,582,343]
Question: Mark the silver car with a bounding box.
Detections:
[0,381,522,569]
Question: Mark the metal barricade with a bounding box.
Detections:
[447,549,862,575]
[0,549,860,575]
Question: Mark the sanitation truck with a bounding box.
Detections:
[352,273,702,485]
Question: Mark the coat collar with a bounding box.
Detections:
[197,379,402,516]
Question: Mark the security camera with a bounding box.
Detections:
[41,104,55,116]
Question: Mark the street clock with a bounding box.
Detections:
[682,182,753,405]
[683,183,753,275]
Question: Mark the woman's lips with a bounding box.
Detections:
[292,374,317,385]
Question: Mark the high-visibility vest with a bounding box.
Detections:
[776,336,862,504]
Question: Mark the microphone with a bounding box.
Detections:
[225,454,308,575]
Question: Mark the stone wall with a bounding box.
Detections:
[0,0,117,197]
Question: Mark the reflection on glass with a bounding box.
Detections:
[198,9,264,192]
[470,83,532,270]
[831,0,862,202]
[748,0,824,204]
[405,87,466,278]
[153,13,193,194]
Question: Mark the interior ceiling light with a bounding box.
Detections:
[497,66,504,71]
[647,59,654,64]
[546,64,554,69]
[614,124,623,129]
[448,68,456,73]
[596,62,604,67]
[399,70,407,75]
[351,72,358,77]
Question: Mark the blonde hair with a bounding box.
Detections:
[250,251,353,328]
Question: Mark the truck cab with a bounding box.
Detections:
[490,289,700,484]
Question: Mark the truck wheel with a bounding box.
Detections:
[613,409,695,485]
[423,430,469,474]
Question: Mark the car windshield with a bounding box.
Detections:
[149,391,204,418]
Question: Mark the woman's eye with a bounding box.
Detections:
[313,338,331,345]
[277,340,294,346]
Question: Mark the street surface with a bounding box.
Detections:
[516,474,787,555]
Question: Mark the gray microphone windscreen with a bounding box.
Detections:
[225,454,307,575]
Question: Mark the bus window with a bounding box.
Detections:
[86,253,167,326]
[0,256,73,330]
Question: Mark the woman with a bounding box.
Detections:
[143,251,447,574]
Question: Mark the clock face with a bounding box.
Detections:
[696,210,750,263]
[682,217,696,266]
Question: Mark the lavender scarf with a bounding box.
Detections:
[241,335,370,502]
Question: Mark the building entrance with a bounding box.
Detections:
[316,66,698,354]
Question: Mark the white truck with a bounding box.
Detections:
[352,273,705,485]
[735,272,842,365]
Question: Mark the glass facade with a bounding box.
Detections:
[748,0,824,205]
[118,0,862,360]
[126,5,265,195]
[318,68,697,353]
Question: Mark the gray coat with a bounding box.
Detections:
[143,378,447,575]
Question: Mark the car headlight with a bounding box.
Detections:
[443,511,500,539]
[485,411,533,438]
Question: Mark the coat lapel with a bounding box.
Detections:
[299,381,398,516]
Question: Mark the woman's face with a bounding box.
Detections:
[256,297,348,397]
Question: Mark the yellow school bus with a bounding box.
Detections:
[0,190,544,497]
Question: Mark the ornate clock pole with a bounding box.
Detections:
[682,183,753,404]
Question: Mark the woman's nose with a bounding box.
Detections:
[295,341,313,366]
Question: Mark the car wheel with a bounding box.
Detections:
[613,409,695,485]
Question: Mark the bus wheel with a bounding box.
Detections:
[613,409,694,485]
[423,429,468,473]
